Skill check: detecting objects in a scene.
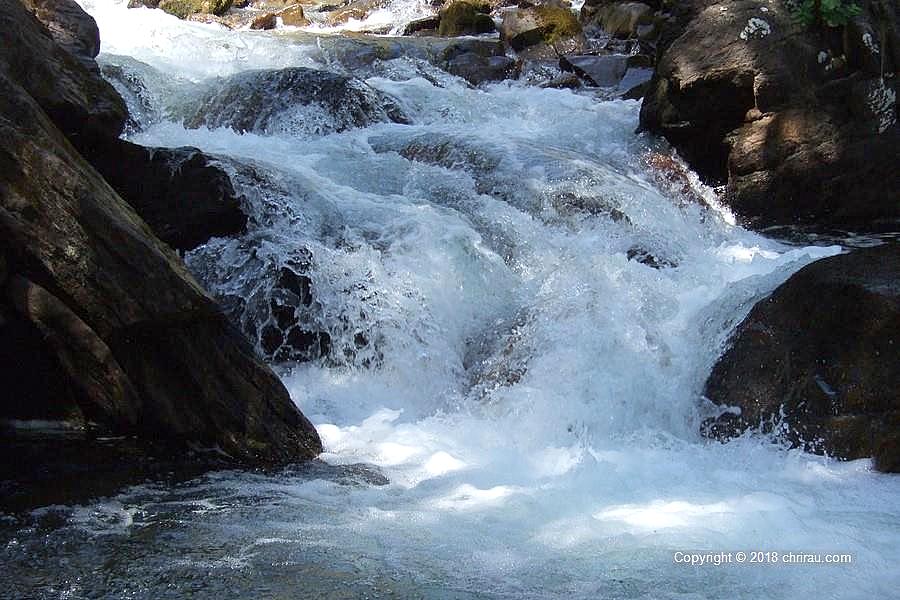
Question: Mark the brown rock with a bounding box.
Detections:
[251,12,278,28]
[278,3,308,26]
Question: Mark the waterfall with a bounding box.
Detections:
[2,2,897,598]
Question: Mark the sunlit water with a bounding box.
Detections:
[3,2,898,598]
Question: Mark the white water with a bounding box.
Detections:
[9,1,898,597]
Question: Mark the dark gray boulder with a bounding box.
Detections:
[703,244,900,472]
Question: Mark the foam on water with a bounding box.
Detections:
[2,2,896,598]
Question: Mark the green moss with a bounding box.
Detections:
[536,5,582,43]
[438,1,495,36]
[159,0,233,19]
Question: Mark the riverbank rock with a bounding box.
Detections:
[1,0,321,472]
[639,0,899,231]
[703,245,900,472]
[79,137,248,252]
[185,67,408,135]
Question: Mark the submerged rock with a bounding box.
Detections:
[703,245,900,472]
[184,67,409,135]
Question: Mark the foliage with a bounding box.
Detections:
[790,0,862,28]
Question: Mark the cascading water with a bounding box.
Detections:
[2,2,898,598]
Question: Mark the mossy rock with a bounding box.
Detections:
[438,1,495,36]
[159,0,233,19]
[535,5,581,43]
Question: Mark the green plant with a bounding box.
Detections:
[790,0,862,28]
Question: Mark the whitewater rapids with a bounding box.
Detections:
[2,2,898,598]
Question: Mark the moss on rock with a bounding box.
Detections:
[438,2,495,36]
[159,0,233,19]
[535,5,581,43]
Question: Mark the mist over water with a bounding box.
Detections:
[3,2,898,598]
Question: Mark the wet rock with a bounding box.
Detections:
[0,69,321,464]
[540,71,581,88]
[639,0,900,231]
[560,54,627,86]
[250,12,278,28]
[437,1,495,36]
[184,67,409,135]
[703,245,900,472]
[499,5,583,51]
[78,137,248,252]
[323,0,387,26]
[0,0,127,140]
[447,52,518,84]
[158,0,233,19]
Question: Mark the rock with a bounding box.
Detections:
[404,15,440,36]
[639,0,900,231]
[617,65,652,95]
[184,67,408,135]
[437,1,495,36]
[158,0,233,19]
[447,52,517,84]
[278,3,308,26]
[499,5,583,51]
[0,69,321,463]
[323,0,387,26]
[560,54,627,86]
[540,71,581,88]
[702,245,900,472]
[22,0,100,67]
[77,137,248,252]
[250,12,277,28]
[260,264,332,362]
[589,1,654,39]
[0,0,126,140]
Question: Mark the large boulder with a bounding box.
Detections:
[0,0,321,469]
[0,72,321,463]
[585,1,655,39]
[184,67,408,136]
[703,245,900,472]
[0,0,126,140]
[639,0,899,231]
[79,137,248,252]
